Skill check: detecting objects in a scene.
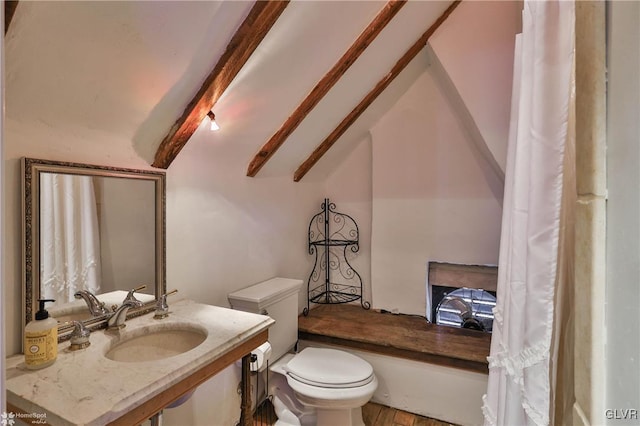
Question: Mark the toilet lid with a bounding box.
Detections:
[284,347,374,388]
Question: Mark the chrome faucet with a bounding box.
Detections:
[107,299,143,330]
[74,290,109,316]
[154,289,178,319]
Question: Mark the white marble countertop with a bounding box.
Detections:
[6,299,274,426]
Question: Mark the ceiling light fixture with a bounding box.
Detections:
[207,111,220,131]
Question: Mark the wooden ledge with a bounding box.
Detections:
[298,304,490,374]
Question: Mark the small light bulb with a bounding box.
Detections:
[207,111,220,131]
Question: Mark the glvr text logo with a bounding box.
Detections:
[605,409,638,420]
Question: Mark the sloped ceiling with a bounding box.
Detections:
[5,0,453,181]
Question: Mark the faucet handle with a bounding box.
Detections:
[69,321,90,351]
[124,285,147,304]
[154,289,178,319]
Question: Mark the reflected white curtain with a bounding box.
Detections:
[40,173,101,304]
[482,1,575,425]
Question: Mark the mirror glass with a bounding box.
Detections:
[22,158,166,336]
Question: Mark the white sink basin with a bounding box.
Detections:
[105,326,207,362]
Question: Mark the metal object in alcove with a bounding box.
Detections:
[304,198,370,315]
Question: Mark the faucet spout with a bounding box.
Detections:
[107,299,143,330]
[74,290,109,316]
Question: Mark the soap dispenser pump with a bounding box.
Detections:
[24,299,58,370]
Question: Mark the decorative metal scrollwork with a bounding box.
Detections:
[303,198,370,315]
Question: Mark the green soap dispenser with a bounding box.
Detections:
[24,299,58,370]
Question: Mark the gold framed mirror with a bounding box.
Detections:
[22,158,166,338]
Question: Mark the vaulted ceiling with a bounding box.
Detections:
[5,1,490,181]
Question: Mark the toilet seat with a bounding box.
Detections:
[287,372,374,389]
[284,348,374,389]
[286,369,378,409]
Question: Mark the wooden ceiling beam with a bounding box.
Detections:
[293,0,460,182]
[246,0,407,177]
[5,1,19,35]
[152,1,289,169]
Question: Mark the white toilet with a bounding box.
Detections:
[228,278,378,426]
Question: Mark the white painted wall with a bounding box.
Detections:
[163,130,322,312]
[323,134,373,305]
[370,68,504,316]
[429,0,520,173]
[605,2,640,422]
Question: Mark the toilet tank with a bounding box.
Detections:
[228,278,303,361]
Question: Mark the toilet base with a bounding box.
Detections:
[316,408,365,426]
[271,373,317,426]
[272,394,365,426]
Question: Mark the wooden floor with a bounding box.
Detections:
[363,403,457,426]
[254,400,456,426]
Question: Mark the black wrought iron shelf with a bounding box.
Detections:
[303,198,370,316]
[309,239,356,247]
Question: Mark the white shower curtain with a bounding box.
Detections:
[40,173,102,304]
[482,1,575,425]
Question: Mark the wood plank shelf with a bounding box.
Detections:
[298,304,491,374]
